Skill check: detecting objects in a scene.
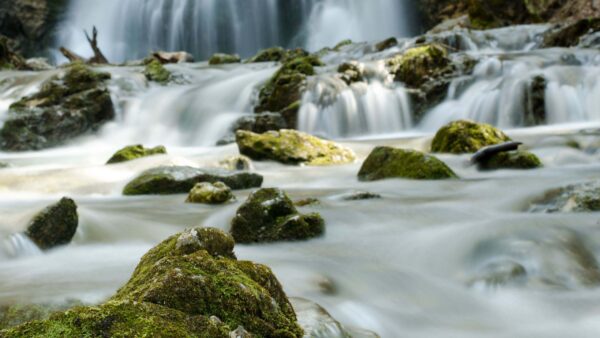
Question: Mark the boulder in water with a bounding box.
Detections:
[25,197,78,250]
[477,150,542,171]
[236,129,356,166]
[543,18,600,47]
[123,166,263,196]
[375,37,398,52]
[245,46,288,63]
[208,53,241,65]
[358,146,457,181]
[0,62,114,151]
[530,182,600,213]
[431,120,511,154]
[217,112,287,145]
[231,188,325,243]
[218,155,253,171]
[144,59,171,84]
[186,182,234,204]
[106,144,167,164]
[337,61,364,85]
[387,44,450,88]
[3,228,304,337]
[0,36,28,70]
[151,51,194,64]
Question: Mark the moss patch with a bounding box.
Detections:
[431,120,511,154]
[106,145,167,164]
[209,53,241,65]
[387,44,450,88]
[144,59,171,84]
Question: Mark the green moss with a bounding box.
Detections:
[235,129,355,166]
[0,303,79,331]
[106,144,167,164]
[431,120,511,154]
[358,146,458,181]
[333,39,352,51]
[144,59,171,84]
[230,188,325,243]
[25,197,78,250]
[208,53,241,65]
[185,182,234,204]
[478,150,542,170]
[246,47,286,63]
[387,44,450,88]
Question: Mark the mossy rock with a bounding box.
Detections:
[358,146,457,181]
[24,197,78,250]
[530,182,600,213]
[218,155,253,171]
[106,144,167,164]
[333,39,352,51]
[542,18,600,47]
[230,188,325,243]
[208,53,241,65]
[246,47,286,63]
[375,37,398,52]
[337,61,364,85]
[0,37,28,70]
[0,302,81,332]
[478,150,542,171]
[431,120,511,154]
[144,59,171,84]
[236,129,355,166]
[0,63,114,151]
[186,182,234,204]
[123,166,263,196]
[387,44,451,88]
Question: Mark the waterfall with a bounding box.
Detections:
[54,0,417,63]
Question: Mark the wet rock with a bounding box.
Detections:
[0,37,28,70]
[245,46,286,63]
[25,197,78,250]
[106,144,167,164]
[0,62,114,151]
[144,59,171,84]
[151,51,194,64]
[523,75,546,126]
[186,182,234,205]
[236,129,356,166]
[529,182,600,213]
[24,57,52,71]
[543,18,600,48]
[477,150,542,171]
[3,227,304,337]
[294,198,320,207]
[230,188,325,243]
[375,37,398,52]
[333,39,352,51]
[469,261,527,288]
[342,191,382,201]
[428,15,471,34]
[337,61,364,85]
[218,155,253,171]
[218,113,287,145]
[387,44,451,88]
[123,166,263,196]
[209,53,241,65]
[358,146,457,181]
[431,120,511,154]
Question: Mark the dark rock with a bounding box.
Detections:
[0,36,28,70]
[208,53,241,65]
[375,37,398,52]
[543,18,600,48]
[337,61,364,85]
[218,113,287,145]
[25,197,78,250]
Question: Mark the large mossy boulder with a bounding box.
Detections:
[186,182,234,204]
[208,53,241,65]
[236,129,356,166]
[358,146,457,181]
[431,120,511,154]
[387,44,451,88]
[106,144,167,164]
[230,188,325,243]
[0,63,114,151]
[144,59,171,84]
[2,228,304,337]
[24,197,78,250]
[123,166,263,196]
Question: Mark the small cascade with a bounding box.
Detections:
[3,233,42,258]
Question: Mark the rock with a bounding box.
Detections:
[151,51,194,64]
[106,144,167,164]
[358,146,457,181]
[468,261,527,288]
[123,166,263,196]
[375,37,398,52]
[294,198,320,207]
[477,150,542,171]
[0,37,28,70]
[245,46,286,63]
[186,182,234,204]
[3,227,304,337]
[24,57,52,71]
[337,61,364,85]
[523,75,546,126]
[333,39,352,51]
[431,120,511,154]
[218,113,287,145]
[144,59,171,84]
[543,18,600,47]
[0,62,115,151]
[255,55,323,120]
[387,44,451,88]
[428,15,471,33]
[236,129,356,166]
[209,53,241,65]
[218,155,253,171]
[0,302,80,331]
[530,181,600,213]
[24,197,78,250]
[342,191,382,201]
[230,188,325,243]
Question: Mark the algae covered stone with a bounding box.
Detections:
[387,44,450,88]
[358,146,457,181]
[477,150,542,171]
[24,197,78,250]
[230,188,325,243]
[236,129,355,166]
[144,59,171,83]
[208,53,241,65]
[529,182,600,213]
[431,120,511,154]
[246,46,286,63]
[106,144,167,164]
[123,166,263,195]
[186,182,234,204]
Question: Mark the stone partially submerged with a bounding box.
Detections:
[106,145,167,164]
[208,53,241,65]
[236,129,355,166]
[123,166,263,195]
[2,228,304,337]
[529,182,600,213]
[358,146,457,181]
[431,120,511,154]
[144,59,171,84]
[25,197,78,250]
[186,182,234,204]
[230,188,325,243]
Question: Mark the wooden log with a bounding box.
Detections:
[470,141,523,165]
[85,26,109,64]
[59,47,85,63]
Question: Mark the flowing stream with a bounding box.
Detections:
[2,1,600,337]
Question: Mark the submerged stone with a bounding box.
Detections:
[431,120,511,154]
[186,182,234,205]
[236,129,355,166]
[123,166,263,196]
[106,144,167,164]
[25,197,78,250]
[358,146,457,181]
[144,59,171,84]
[230,188,325,243]
[530,181,600,213]
[208,53,241,65]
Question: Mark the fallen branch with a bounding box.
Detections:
[59,26,109,64]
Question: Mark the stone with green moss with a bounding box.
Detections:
[375,37,398,52]
[0,303,73,331]
[208,53,241,65]
[358,146,457,181]
[123,166,263,196]
[106,144,167,164]
[333,39,352,51]
[0,62,114,151]
[387,44,450,88]
[144,59,171,84]
[530,182,600,213]
[431,120,511,154]
[338,61,364,85]
[186,182,234,204]
[477,150,542,171]
[0,37,28,70]
[236,129,355,166]
[231,188,325,243]
[246,47,286,63]
[25,197,78,250]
